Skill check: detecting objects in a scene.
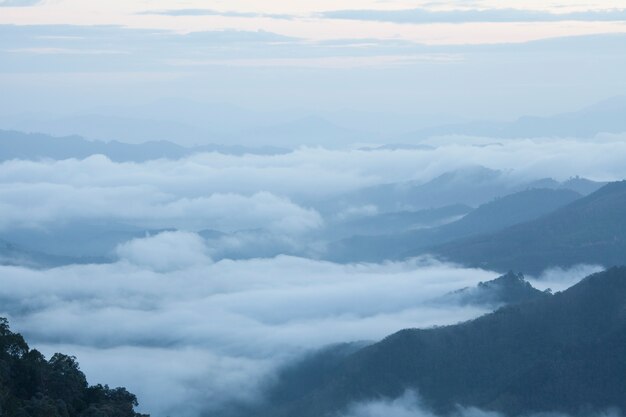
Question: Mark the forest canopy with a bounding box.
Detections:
[0,317,148,417]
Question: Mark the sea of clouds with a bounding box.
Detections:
[1,134,626,232]
[0,233,601,416]
[1,247,495,416]
[0,135,624,416]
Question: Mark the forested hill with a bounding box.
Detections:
[429,180,626,273]
[248,266,626,417]
[0,318,148,417]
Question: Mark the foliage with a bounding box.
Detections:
[434,181,626,273]
[0,318,148,417]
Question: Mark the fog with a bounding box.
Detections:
[2,249,497,416]
[0,136,622,267]
[2,135,626,232]
[528,264,605,292]
[341,391,622,417]
[0,221,601,416]
[0,132,622,415]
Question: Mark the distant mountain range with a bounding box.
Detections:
[431,180,626,273]
[0,238,106,268]
[3,96,625,148]
[396,95,626,141]
[0,220,174,260]
[0,173,613,269]
[327,187,586,262]
[324,166,604,214]
[245,267,626,417]
[0,129,289,162]
[324,204,472,240]
[1,112,370,148]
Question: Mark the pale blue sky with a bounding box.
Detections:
[2,0,626,44]
[1,1,625,142]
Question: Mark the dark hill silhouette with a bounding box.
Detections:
[441,271,550,306]
[430,180,626,273]
[0,317,148,416]
[246,267,626,417]
[250,272,548,417]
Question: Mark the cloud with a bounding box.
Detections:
[1,136,626,244]
[340,390,622,417]
[0,0,42,6]
[0,25,299,58]
[6,47,129,55]
[2,26,625,125]
[0,158,324,233]
[0,134,621,416]
[0,141,613,223]
[320,8,626,24]
[0,256,499,416]
[203,229,308,260]
[341,391,436,417]
[141,9,293,20]
[167,54,463,69]
[116,231,211,272]
[336,204,379,221]
[528,264,605,293]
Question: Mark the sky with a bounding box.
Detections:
[2,0,626,44]
[1,0,626,136]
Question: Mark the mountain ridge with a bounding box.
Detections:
[0,129,290,163]
[244,266,626,417]
[429,180,626,273]
[327,187,584,263]
[395,95,626,140]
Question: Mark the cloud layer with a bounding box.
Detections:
[0,246,597,416]
[321,8,626,24]
[341,390,622,417]
[1,250,501,416]
[2,136,626,234]
[0,134,619,416]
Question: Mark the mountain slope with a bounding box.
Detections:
[248,267,626,417]
[430,180,626,273]
[326,204,471,240]
[330,166,523,212]
[327,188,582,262]
[323,165,601,216]
[441,271,550,306]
